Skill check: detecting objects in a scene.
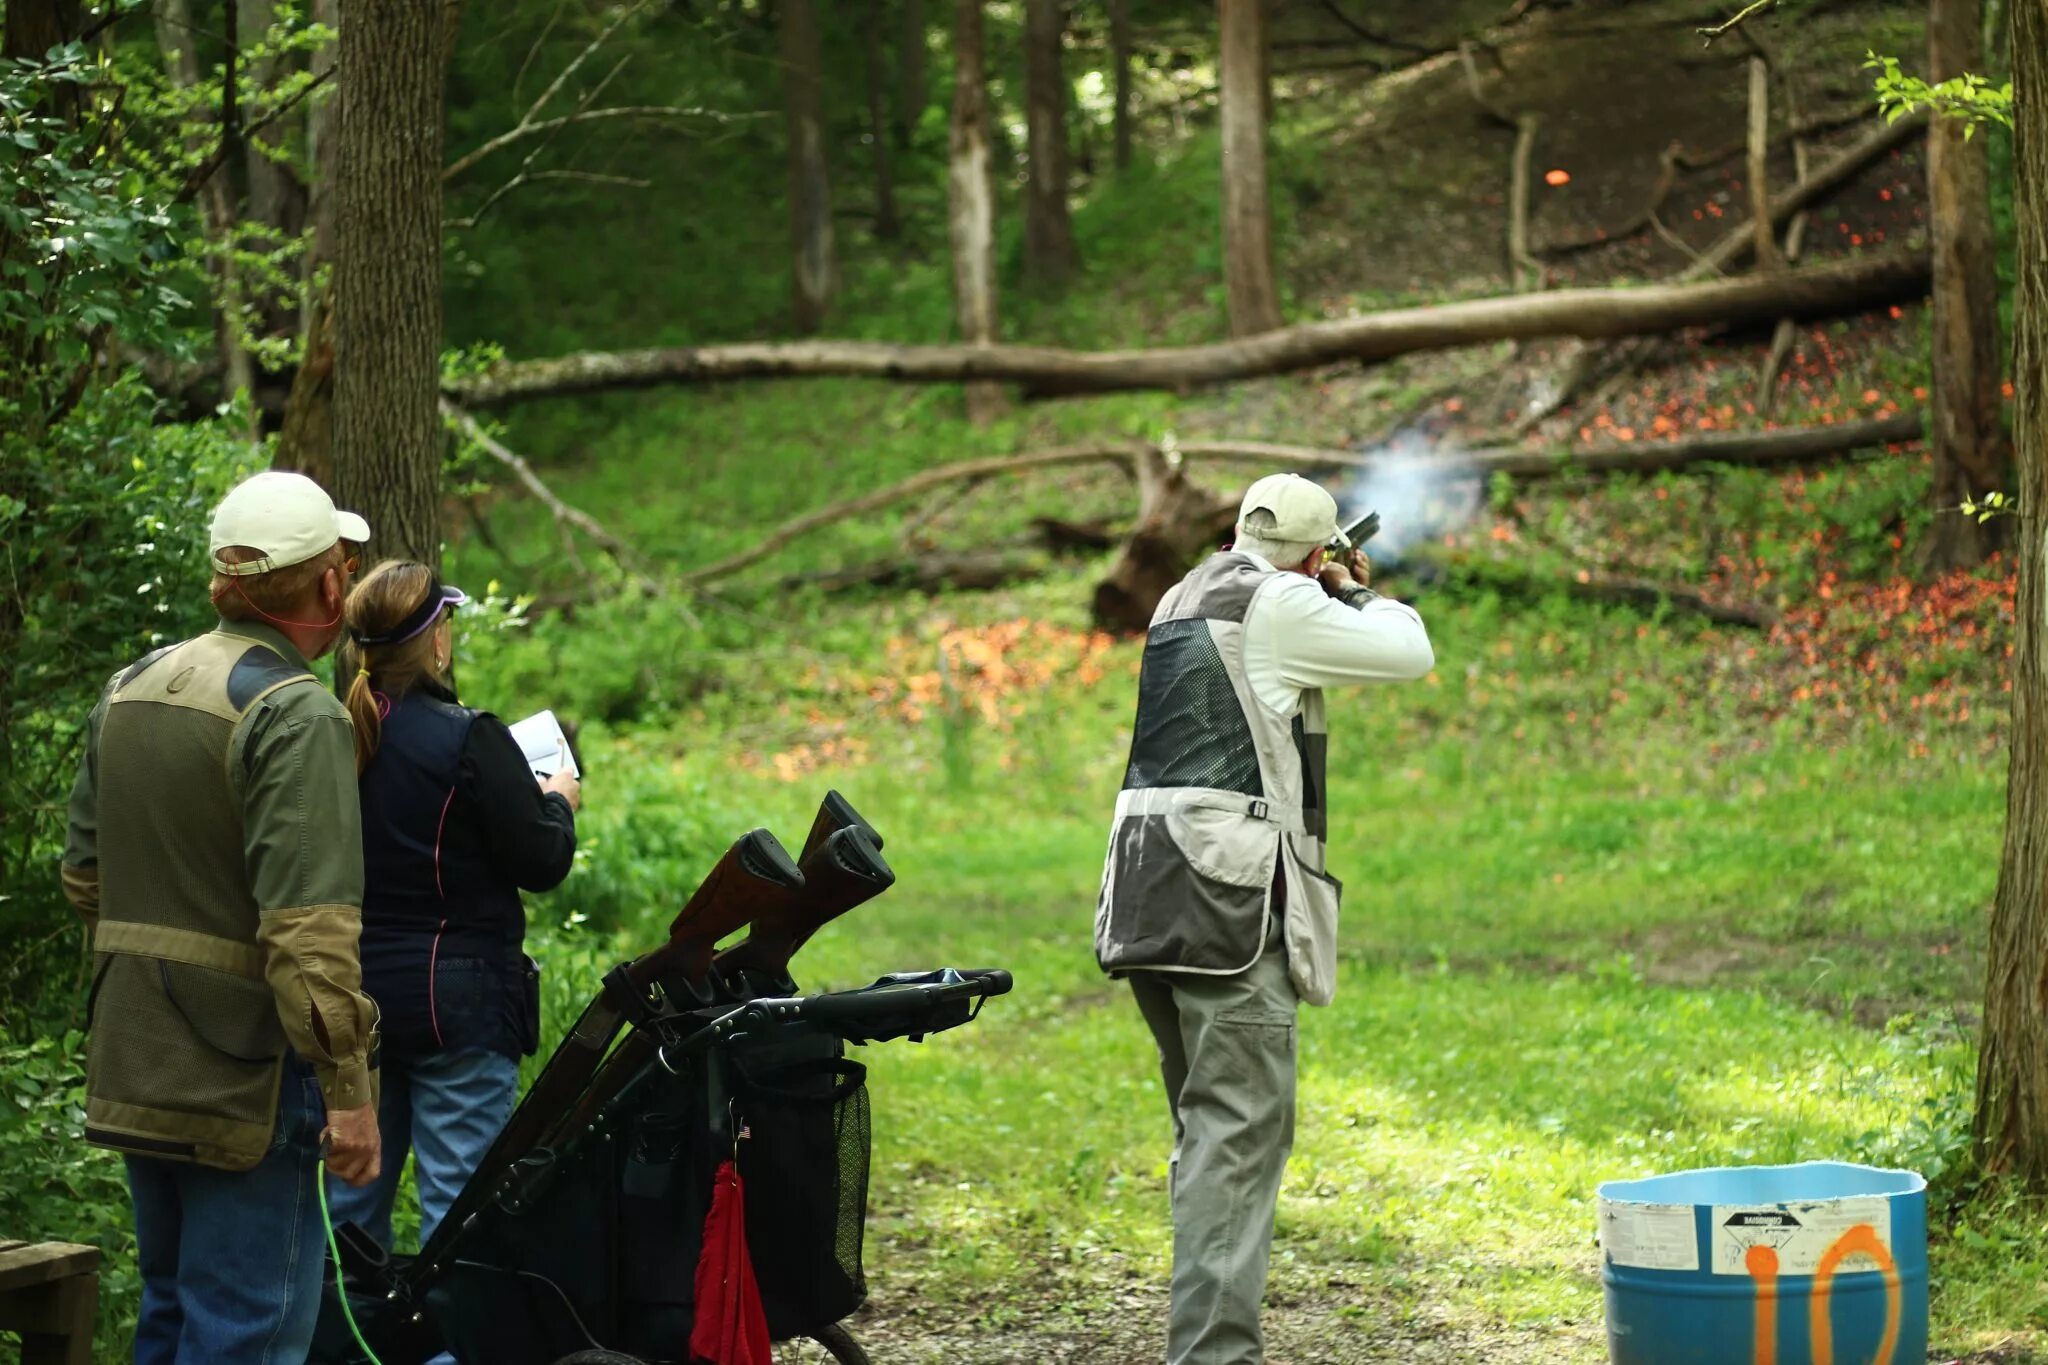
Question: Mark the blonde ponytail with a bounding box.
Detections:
[342,656,382,775]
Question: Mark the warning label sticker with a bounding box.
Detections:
[1709,1197,1893,1276]
[1598,1200,1699,1272]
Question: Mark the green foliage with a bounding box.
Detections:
[0,379,256,1029]
[0,1031,138,1352]
[1866,51,2013,134]
[0,46,187,433]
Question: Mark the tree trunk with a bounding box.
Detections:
[1110,0,1133,170]
[303,0,339,335]
[896,0,927,147]
[781,0,837,333]
[240,0,306,245]
[1748,55,1780,269]
[153,0,259,429]
[1093,446,1238,632]
[333,0,445,566]
[275,286,336,488]
[3,0,77,62]
[451,249,1931,406]
[864,0,900,239]
[1927,0,2011,569]
[1022,0,1078,286]
[948,0,1005,423]
[1218,0,1282,335]
[1975,0,2048,1187]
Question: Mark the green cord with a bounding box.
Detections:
[316,1156,387,1365]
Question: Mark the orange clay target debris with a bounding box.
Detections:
[1544,169,1571,186]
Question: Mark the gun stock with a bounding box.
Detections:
[625,827,804,993]
[713,824,895,986]
[803,788,884,861]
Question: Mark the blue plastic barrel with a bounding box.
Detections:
[1597,1162,1927,1365]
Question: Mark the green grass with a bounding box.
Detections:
[456,560,2042,1360]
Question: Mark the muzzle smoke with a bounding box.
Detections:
[1331,430,1487,568]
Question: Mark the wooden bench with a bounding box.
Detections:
[0,1240,100,1365]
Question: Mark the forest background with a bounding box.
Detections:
[2,0,2046,1359]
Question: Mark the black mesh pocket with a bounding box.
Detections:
[1122,617,1262,794]
[734,1057,870,1340]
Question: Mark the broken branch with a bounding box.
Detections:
[442,400,661,593]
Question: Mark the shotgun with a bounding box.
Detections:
[803,788,884,861]
[713,823,895,990]
[621,827,805,996]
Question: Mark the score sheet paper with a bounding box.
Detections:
[507,710,579,781]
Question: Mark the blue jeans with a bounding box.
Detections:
[325,1047,520,1250]
[127,1058,327,1365]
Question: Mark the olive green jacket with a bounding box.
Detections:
[61,620,379,1170]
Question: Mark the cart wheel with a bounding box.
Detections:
[549,1352,646,1364]
[775,1322,870,1364]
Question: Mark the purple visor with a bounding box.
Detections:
[349,580,469,648]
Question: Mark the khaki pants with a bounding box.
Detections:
[1130,945,1299,1365]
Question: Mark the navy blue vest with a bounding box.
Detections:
[359,689,533,1061]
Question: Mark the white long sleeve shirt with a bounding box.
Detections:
[1237,552,1435,716]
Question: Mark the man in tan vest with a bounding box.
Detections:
[61,471,383,1364]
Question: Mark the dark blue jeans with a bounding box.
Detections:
[126,1058,327,1365]
[324,1047,520,1250]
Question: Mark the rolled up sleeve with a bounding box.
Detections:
[239,693,379,1111]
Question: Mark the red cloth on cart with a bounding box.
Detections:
[689,1159,773,1365]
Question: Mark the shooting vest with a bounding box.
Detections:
[84,630,320,1170]
[1095,552,1345,1006]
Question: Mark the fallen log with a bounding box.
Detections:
[673,414,1922,589]
[1424,561,1779,627]
[450,248,1929,408]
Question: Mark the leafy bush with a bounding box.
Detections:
[0,1031,139,1354]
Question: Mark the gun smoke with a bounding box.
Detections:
[1330,429,1488,568]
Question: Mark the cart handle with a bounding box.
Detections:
[655,967,1012,1073]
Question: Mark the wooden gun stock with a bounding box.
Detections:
[625,827,804,992]
[714,823,894,983]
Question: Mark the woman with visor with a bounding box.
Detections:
[327,560,582,1251]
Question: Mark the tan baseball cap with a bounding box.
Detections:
[1237,473,1339,543]
[208,471,372,576]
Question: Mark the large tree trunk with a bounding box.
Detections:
[1928,0,2011,569]
[864,0,900,240]
[1022,0,1077,286]
[451,248,1930,406]
[3,0,77,61]
[1093,447,1237,632]
[781,0,838,333]
[948,0,1005,423]
[896,0,927,147]
[1218,0,1282,335]
[1976,0,2048,1187]
[1110,0,1133,171]
[333,0,445,566]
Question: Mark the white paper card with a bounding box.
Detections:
[1709,1197,1892,1276]
[507,709,579,781]
[1599,1199,1699,1272]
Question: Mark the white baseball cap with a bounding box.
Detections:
[1237,473,1339,544]
[209,471,372,577]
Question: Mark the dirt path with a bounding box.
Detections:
[841,1272,1603,1364]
